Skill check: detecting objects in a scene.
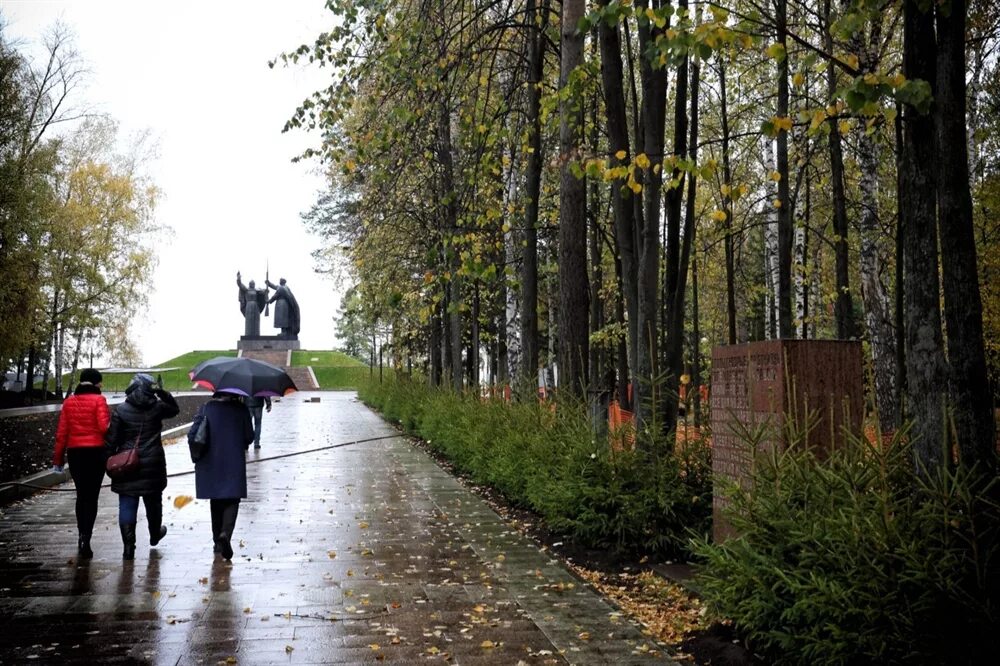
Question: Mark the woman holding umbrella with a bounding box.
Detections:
[188,391,254,560]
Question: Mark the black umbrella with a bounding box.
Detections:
[189,357,297,397]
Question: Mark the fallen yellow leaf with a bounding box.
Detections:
[173,495,193,509]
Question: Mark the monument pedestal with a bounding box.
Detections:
[237,336,301,352]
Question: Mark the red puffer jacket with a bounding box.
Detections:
[53,385,111,466]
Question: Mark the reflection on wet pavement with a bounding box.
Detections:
[0,391,673,664]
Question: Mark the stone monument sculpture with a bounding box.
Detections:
[265,277,301,339]
[236,271,268,337]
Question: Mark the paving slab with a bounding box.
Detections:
[0,391,674,664]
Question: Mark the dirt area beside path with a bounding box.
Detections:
[0,395,209,485]
[403,428,762,666]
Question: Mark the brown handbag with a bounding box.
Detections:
[106,425,141,479]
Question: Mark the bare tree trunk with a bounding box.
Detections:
[635,0,668,432]
[894,105,907,428]
[449,278,463,392]
[775,0,794,338]
[799,168,811,338]
[429,298,442,386]
[435,98,463,393]
[665,43,701,436]
[588,88,604,386]
[901,0,949,472]
[519,0,548,388]
[935,0,996,472]
[557,0,589,397]
[692,253,702,426]
[42,289,59,399]
[825,0,855,340]
[68,326,83,395]
[504,147,521,383]
[794,207,807,335]
[663,0,690,374]
[598,1,638,406]
[54,320,65,399]
[720,61,737,345]
[858,130,899,431]
[764,143,779,339]
[471,284,480,388]
[26,343,37,405]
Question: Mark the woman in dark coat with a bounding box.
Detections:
[189,391,254,560]
[105,373,179,560]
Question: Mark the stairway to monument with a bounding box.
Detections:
[239,349,318,390]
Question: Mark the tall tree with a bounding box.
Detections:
[900,0,949,471]
[935,0,996,472]
[775,0,794,339]
[557,0,589,396]
[634,0,669,431]
[822,0,854,344]
[519,0,549,389]
[597,0,638,405]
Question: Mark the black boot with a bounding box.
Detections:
[150,525,167,546]
[218,501,239,561]
[146,495,166,546]
[77,534,93,559]
[217,531,234,560]
[120,524,136,560]
[210,501,222,557]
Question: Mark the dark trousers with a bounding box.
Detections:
[248,406,263,445]
[67,448,106,537]
[118,493,163,538]
[210,499,240,540]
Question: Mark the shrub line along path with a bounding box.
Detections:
[0,391,674,664]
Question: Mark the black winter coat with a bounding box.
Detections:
[191,396,254,499]
[105,389,180,496]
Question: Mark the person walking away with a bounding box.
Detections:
[189,391,254,560]
[105,373,179,560]
[245,394,271,449]
[52,368,110,559]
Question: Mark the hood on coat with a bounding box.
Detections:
[125,372,158,408]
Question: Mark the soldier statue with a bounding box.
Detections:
[265,277,301,339]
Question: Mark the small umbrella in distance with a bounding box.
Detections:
[189,357,297,397]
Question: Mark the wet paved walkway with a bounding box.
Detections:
[0,392,672,664]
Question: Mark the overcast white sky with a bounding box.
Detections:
[3,0,344,366]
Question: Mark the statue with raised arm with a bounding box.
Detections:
[236,271,268,337]
[265,277,301,339]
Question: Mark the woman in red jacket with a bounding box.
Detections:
[52,368,111,559]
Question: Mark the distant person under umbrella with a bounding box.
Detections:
[105,373,179,560]
[188,391,254,561]
[51,368,111,559]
